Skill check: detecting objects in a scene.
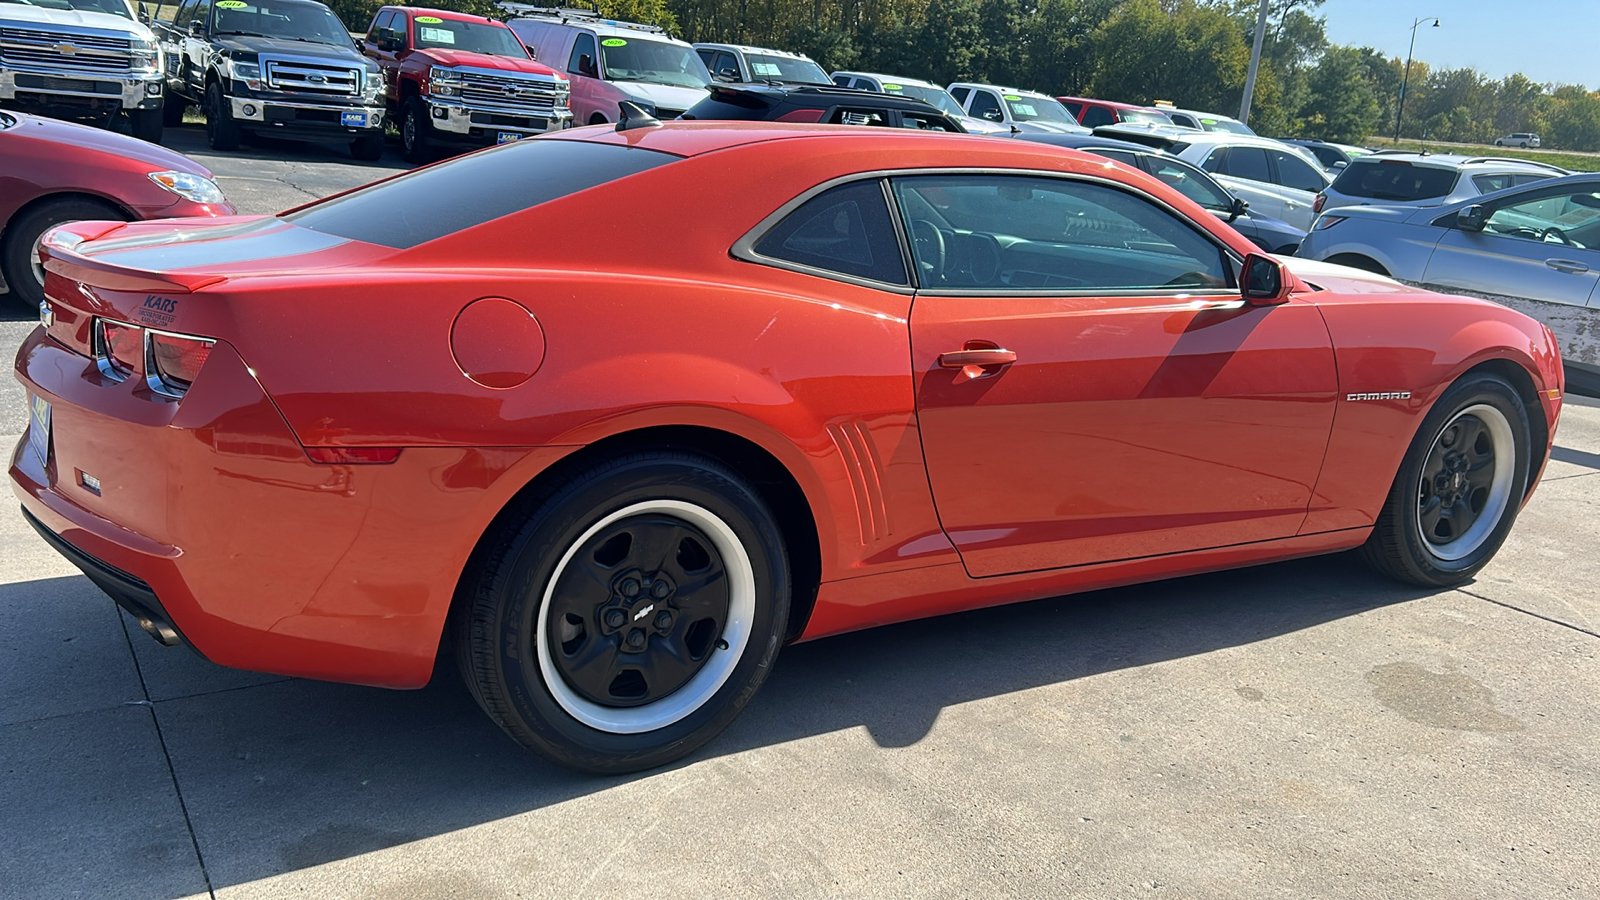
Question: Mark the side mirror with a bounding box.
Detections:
[1228,197,1249,222]
[1241,252,1291,305]
[982,109,1002,121]
[377,28,404,51]
[188,19,204,36]
[1331,160,1347,169]
[577,53,598,78]
[717,66,739,82]
[1456,204,1487,233]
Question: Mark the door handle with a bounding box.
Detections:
[1546,259,1590,274]
[939,348,1016,382]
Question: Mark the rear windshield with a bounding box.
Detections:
[680,89,771,121]
[285,139,675,248]
[1332,160,1459,202]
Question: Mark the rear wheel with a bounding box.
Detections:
[1,197,125,310]
[162,93,188,127]
[128,107,163,144]
[204,82,240,151]
[454,452,790,774]
[1360,372,1531,587]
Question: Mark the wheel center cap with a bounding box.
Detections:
[598,568,677,652]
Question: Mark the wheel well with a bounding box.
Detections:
[456,426,823,644]
[1,192,132,249]
[1461,358,1548,498]
[400,79,419,101]
[589,112,608,125]
[1325,253,1389,276]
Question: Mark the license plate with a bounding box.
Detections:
[27,394,51,468]
[496,131,524,144]
[341,112,368,128]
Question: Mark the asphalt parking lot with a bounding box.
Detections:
[2,125,1599,899]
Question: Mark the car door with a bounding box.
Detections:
[1422,185,1600,309]
[898,173,1337,576]
[181,0,212,93]
[1201,146,1292,226]
[363,9,401,103]
[1266,148,1328,231]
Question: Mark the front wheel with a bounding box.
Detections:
[204,82,240,151]
[401,97,432,164]
[128,107,163,143]
[1360,372,1531,587]
[454,452,791,774]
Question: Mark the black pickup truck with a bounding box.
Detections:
[146,0,387,159]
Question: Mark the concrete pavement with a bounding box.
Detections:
[1,125,1598,899]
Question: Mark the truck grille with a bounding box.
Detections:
[263,59,359,95]
[0,26,135,74]
[458,71,565,116]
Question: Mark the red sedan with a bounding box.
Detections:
[1,110,234,311]
[11,123,1563,773]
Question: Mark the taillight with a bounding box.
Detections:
[97,320,142,378]
[1312,193,1326,214]
[149,331,215,393]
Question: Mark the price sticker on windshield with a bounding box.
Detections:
[882,83,902,90]
[601,38,627,47]
[216,1,247,8]
[1003,94,1021,101]
[415,15,442,22]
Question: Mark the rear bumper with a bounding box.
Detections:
[10,324,571,689]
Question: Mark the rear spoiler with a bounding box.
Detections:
[40,221,227,294]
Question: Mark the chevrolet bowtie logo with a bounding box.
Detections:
[54,43,80,55]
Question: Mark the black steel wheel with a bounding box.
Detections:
[1361,371,1531,586]
[454,451,790,774]
[127,107,163,144]
[401,97,432,164]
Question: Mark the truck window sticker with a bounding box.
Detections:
[419,26,453,44]
[601,38,626,47]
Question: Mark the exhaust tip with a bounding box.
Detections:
[137,615,181,647]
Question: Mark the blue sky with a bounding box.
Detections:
[1316,0,1594,89]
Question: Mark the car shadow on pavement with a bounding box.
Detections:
[3,549,1437,888]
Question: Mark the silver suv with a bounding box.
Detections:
[695,43,829,85]
[1315,152,1565,217]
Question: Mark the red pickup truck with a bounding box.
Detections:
[362,6,572,161]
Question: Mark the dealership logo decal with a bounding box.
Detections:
[138,294,179,328]
[1346,391,1411,401]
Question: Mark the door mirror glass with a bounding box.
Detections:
[1229,196,1249,222]
[188,18,203,35]
[716,66,739,82]
[578,53,598,78]
[1241,253,1290,304]
[1457,204,1487,232]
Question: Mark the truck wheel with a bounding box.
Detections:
[204,82,241,151]
[161,94,188,127]
[453,451,791,774]
[128,108,163,144]
[1,197,126,311]
[350,133,385,162]
[401,97,432,164]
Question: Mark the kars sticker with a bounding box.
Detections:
[415,15,442,22]
[601,38,626,46]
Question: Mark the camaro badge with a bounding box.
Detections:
[1347,391,1411,401]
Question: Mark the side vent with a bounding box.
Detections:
[827,421,888,545]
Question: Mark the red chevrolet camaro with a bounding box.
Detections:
[11,123,1563,773]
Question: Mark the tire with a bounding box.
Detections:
[1360,371,1531,587]
[204,81,240,151]
[162,94,188,127]
[350,133,385,162]
[127,107,163,144]
[401,97,432,164]
[454,451,791,774]
[1,197,125,310]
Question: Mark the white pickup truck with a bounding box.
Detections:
[0,0,166,141]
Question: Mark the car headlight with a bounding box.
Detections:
[365,70,383,97]
[148,171,227,205]
[130,39,160,72]
[224,58,261,90]
[430,66,461,96]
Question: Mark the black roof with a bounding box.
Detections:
[696,84,937,112]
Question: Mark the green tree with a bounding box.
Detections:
[1545,85,1600,151]
[1296,45,1379,142]
[1087,0,1251,112]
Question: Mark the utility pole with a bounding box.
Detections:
[1393,17,1441,143]
[1238,0,1269,125]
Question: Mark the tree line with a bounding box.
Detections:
[325,0,1600,151]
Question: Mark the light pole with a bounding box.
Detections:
[1393,16,1440,143]
[1238,0,1269,125]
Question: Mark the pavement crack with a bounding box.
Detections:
[1459,588,1600,639]
[273,168,322,201]
[118,612,218,899]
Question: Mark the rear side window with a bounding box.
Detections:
[751,180,908,286]
[1473,173,1516,194]
[285,140,675,249]
[1218,146,1271,183]
[1332,160,1459,202]
[949,86,969,104]
[1079,106,1114,128]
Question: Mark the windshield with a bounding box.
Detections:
[743,52,828,85]
[412,17,528,58]
[1121,109,1169,126]
[600,37,709,88]
[1004,94,1078,125]
[881,82,962,117]
[5,0,133,18]
[211,0,352,45]
[1200,117,1254,135]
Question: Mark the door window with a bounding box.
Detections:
[1484,190,1600,248]
[967,90,1002,122]
[892,175,1232,291]
[567,32,596,75]
[1078,105,1114,128]
[1221,146,1271,183]
[171,0,199,28]
[1269,150,1327,192]
[749,180,909,286]
[949,86,969,104]
[367,9,396,40]
[1143,157,1234,214]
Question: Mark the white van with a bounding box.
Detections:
[504,6,708,124]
